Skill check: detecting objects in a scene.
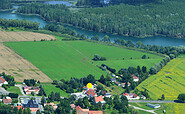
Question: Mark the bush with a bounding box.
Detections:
[177,94,185,102]
[9,93,18,98]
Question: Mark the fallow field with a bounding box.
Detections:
[137,58,185,100]
[5,40,163,81]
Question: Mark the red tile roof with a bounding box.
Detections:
[16,106,23,110]
[0,77,5,83]
[76,106,89,112]
[89,111,103,114]
[133,93,138,98]
[95,96,104,103]
[86,89,96,97]
[70,104,76,108]
[123,93,129,96]
[3,99,12,104]
[76,105,82,111]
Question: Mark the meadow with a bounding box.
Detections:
[5,40,163,81]
[137,58,185,100]
[7,86,22,95]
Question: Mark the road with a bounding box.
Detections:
[128,100,175,103]
[36,97,44,113]
[15,84,26,96]
[0,87,10,95]
[129,104,156,114]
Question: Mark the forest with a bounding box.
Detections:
[0,0,12,10]
[16,1,185,38]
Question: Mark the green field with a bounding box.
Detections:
[137,58,185,100]
[5,40,163,81]
[7,86,22,95]
[42,83,69,97]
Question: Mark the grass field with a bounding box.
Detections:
[7,86,22,95]
[137,58,185,100]
[42,83,69,97]
[164,103,185,114]
[5,40,163,81]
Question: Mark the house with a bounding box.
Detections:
[132,74,139,82]
[94,96,106,104]
[115,82,121,86]
[105,93,111,98]
[23,86,40,94]
[86,89,96,98]
[70,104,76,109]
[3,98,12,104]
[121,82,130,87]
[0,77,8,86]
[23,99,39,112]
[111,78,116,82]
[71,92,87,100]
[146,104,160,109]
[123,93,140,100]
[44,102,58,110]
[76,106,103,114]
[141,95,146,99]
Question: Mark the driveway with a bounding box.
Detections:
[15,84,26,96]
[0,87,10,95]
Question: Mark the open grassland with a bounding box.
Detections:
[42,83,69,97]
[0,43,52,82]
[0,31,56,42]
[5,41,105,80]
[7,86,22,95]
[137,58,185,100]
[65,41,163,70]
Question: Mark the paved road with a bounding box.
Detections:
[15,84,26,96]
[128,100,175,103]
[0,87,10,95]
[129,104,156,114]
[36,97,44,113]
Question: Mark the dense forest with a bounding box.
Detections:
[0,18,39,30]
[0,0,13,10]
[17,1,185,38]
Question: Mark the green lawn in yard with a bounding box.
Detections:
[42,83,69,97]
[7,86,22,95]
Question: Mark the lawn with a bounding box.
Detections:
[137,58,185,100]
[7,86,22,95]
[41,83,69,97]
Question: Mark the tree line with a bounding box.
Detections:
[0,0,12,10]
[17,1,185,38]
[0,18,39,30]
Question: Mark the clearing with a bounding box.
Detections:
[137,58,185,100]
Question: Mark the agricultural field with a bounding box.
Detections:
[164,103,185,114]
[5,40,163,81]
[137,58,185,100]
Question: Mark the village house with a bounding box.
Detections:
[105,93,111,98]
[0,77,8,86]
[86,89,97,98]
[94,96,106,104]
[3,97,12,105]
[23,99,39,112]
[76,106,103,114]
[23,86,40,94]
[111,78,116,82]
[121,82,130,87]
[71,92,87,100]
[123,93,140,100]
[44,102,58,110]
[132,74,139,82]
[115,82,121,86]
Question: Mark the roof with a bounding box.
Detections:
[70,104,75,108]
[30,108,39,112]
[76,106,89,112]
[95,96,104,103]
[133,93,138,98]
[16,106,23,110]
[89,111,103,114]
[3,99,12,104]
[0,77,5,83]
[132,75,138,79]
[86,89,96,97]
[23,99,38,108]
[123,93,129,96]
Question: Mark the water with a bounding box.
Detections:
[0,3,185,46]
[44,1,73,6]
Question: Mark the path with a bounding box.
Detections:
[15,84,26,96]
[128,100,175,103]
[129,104,156,114]
[0,87,10,95]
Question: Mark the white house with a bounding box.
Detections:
[121,82,130,87]
[0,77,8,86]
[123,93,140,100]
[132,74,139,82]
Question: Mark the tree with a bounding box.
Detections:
[27,108,31,114]
[99,75,105,84]
[142,55,146,59]
[161,94,165,100]
[91,35,99,41]
[36,109,41,114]
[72,109,77,114]
[41,96,45,106]
[18,108,23,114]
[13,107,18,114]
[177,94,185,102]
[31,92,35,96]
[102,35,110,42]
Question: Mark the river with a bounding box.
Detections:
[0,1,185,47]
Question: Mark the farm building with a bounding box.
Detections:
[146,104,161,109]
[123,93,140,100]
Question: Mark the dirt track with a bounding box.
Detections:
[0,31,54,82]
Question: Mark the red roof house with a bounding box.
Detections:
[94,96,106,104]
[86,89,96,98]
[76,106,103,114]
[3,99,12,104]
